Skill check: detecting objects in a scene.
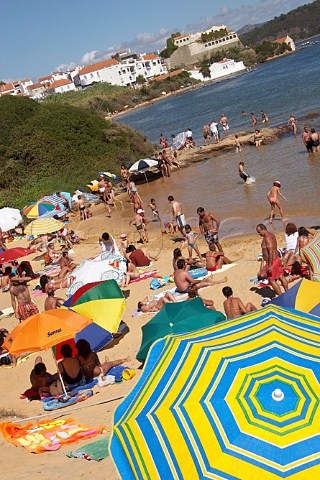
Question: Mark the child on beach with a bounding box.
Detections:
[171,150,182,169]
[267,181,287,224]
[235,135,242,153]
[149,199,160,221]
[185,224,202,261]
[239,162,250,184]
[119,233,129,255]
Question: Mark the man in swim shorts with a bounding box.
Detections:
[220,114,229,135]
[256,224,288,296]
[197,207,222,251]
[168,195,186,238]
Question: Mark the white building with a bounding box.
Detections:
[20,78,34,94]
[273,35,296,51]
[46,78,77,94]
[188,58,246,82]
[76,59,121,87]
[26,82,46,99]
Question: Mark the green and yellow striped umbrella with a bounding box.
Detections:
[25,217,64,235]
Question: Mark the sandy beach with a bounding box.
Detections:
[0,193,291,479]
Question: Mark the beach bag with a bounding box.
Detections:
[150,278,166,290]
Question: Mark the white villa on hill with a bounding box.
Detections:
[188,58,246,82]
[273,35,296,51]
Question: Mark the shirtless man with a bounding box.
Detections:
[256,224,288,296]
[197,206,222,251]
[174,259,227,294]
[30,358,56,394]
[267,181,286,224]
[162,150,171,177]
[44,287,65,310]
[203,124,211,145]
[205,244,233,271]
[168,196,186,238]
[222,286,256,319]
[132,191,144,213]
[261,111,269,123]
[98,176,112,214]
[129,210,146,243]
[302,127,312,153]
[10,276,39,321]
[220,114,229,135]
[78,195,88,221]
[310,128,320,153]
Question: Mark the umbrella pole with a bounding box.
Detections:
[51,349,69,398]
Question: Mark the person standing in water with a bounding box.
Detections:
[267,181,286,224]
[288,114,297,135]
[261,111,269,123]
[239,162,251,184]
[250,113,257,126]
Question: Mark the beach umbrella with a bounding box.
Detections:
[172,131,187,150]
[272,278,320,316]
[110,305,320,479]
[136,297,225,363]
[22,201,59,219]
[62,280,126,351]
[129,159,159,172]
[3,309,92,398]
[301,232,320,281]
[0,207,22,232]
[24,217,64,236]
[65,252,127,297]
[0,247,33,263]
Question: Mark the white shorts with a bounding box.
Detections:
[176,214,186,228]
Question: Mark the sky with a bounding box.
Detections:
[0,0,310,81]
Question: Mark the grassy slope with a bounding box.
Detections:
[0,96,155,208]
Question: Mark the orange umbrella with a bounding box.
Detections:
[3,309,92,355]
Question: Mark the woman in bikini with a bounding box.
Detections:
[267,181,286,224]
[137,292,177,313]
[75,339,129,378]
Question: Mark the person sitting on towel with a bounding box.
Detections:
[205,244,233,272]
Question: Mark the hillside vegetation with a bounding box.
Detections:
[0,96,155,208]
[43,71,198,116]
[240,0,320,46]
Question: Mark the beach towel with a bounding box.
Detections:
[43,389,93,411]
[0,418,106,453]
[1,352,34,369]
[130,269,159,284]
[66,437,109,461]
[132,309,157,317]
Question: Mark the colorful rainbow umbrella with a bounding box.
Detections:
[272,278,320,316]
[62,280,126,352]
[301,232,320,281]
[24,217,64,235]
[111,305,320,479]
[22,201,59,219]
[172,131,187,150]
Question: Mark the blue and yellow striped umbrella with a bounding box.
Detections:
[111,305,320,479]
[272,278,320,316]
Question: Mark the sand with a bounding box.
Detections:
[0,195,288,479]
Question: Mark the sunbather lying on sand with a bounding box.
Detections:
[137,292,177,313]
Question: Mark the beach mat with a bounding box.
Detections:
[130,269,159,284]
[66,437,109,461]
[0,418,106,453]
[43,389,93,411]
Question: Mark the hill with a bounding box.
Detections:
[237,23,264,35]
[0,96,155,208]
[240,0,320,46]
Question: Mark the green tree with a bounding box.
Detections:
[199,57,211,79]
[160,32,181,58]
[136,74,146,85]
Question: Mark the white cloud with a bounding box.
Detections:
[54,0,307,71]
[185,0,308,32]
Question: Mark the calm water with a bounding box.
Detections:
[115,42,320,236]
